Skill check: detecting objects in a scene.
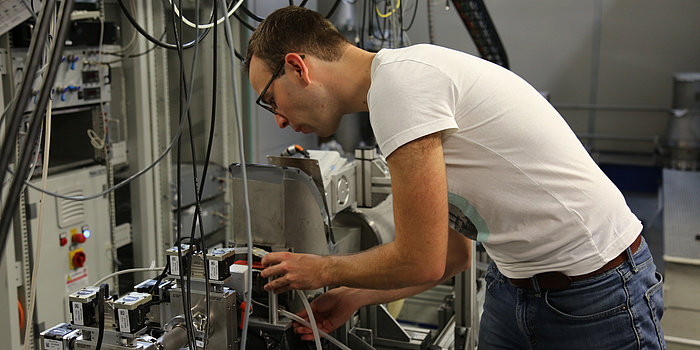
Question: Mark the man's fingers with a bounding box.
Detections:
[261,252,288,267]
[295,326,313,335]
[300,334,316,341]
[260,263,283,279]
[263,275,288,293]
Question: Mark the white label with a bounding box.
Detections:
[196,340,205,348]
[43,339,63,350]
[72,302,84,325]
[209,260,219,280]
[118,309,131,333]
[65,267,89,294]
[170,255,180,275]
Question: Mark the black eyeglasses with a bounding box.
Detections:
[255,55,304,115]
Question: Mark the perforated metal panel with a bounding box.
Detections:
[663,169,700,263]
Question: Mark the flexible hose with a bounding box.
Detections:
[298,291,322,350]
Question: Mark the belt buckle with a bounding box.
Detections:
[535,272,572,290]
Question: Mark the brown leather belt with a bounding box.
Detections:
[509,234,643,290]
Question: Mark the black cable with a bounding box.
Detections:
[0,0,55,215]
[326,0,342,18]
[233,12,256,32]
[1,0,70,261]
[373,0,388,46]
[360,0,367,49]
[399,0,404,46]
[13,2,227,203]
[192,2,219,348]
[240,5,264,22]
[402,0,420,31]
[170,1,198,348]
[299,0,308,8]
[179,1,214,349]
[102,44,159,60]
[170,1,188,348]
[95,284,108,350]
[368,0,375,43]
[117,1,246,62]
[115,0,212,50]
[100,30,167,58]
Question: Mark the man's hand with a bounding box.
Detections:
[260,252,329,293]
[293,287,361,341]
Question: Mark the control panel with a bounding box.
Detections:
[11,45,116,111]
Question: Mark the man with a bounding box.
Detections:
[244,6,665,349]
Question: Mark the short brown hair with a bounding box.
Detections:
[243,6,351,75]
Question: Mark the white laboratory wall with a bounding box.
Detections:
[405,0,700,160]
[245,1,320,164]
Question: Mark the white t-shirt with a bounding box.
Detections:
[367,44,642,279]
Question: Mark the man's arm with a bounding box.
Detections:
[294,228,472,340]
[345,227,473,304]
[261,132,452,292]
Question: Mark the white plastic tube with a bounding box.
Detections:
[168,0,246,29]
[278,309,352,350]
[297,290,322,350]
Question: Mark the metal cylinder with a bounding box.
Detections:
[157,324,189,350]
[672,72,700,109]
[268,288,279,325]
[664,73,700,170]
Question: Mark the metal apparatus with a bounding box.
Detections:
[40,149,473,350]
[41,246,241,350]
[664,72,700,170]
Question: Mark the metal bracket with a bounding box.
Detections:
[0,48,7,74]
[350,328,374,348]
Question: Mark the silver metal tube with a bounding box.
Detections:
[268,288,278,325]
[157,324,189,350]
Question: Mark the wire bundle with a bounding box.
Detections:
[0,1,399,349]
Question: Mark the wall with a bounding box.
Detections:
[404,0,700,163]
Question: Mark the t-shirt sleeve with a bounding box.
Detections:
[368,59,459,156]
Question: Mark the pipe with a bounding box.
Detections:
[158,316,190,350]
[157,323,190,350]
[268,288,278,325]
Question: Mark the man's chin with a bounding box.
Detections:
[315,129,335,137]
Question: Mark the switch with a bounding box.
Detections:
[72,232,87,243]
[69,249,86,269]
[59,232,68,246]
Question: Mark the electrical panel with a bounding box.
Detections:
[25,165,113,332]
[11,45,116,111]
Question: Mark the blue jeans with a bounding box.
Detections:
[478,237,666,350]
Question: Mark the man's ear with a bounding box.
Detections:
[285,53,310,85]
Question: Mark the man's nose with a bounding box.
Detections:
[274,114,289,129]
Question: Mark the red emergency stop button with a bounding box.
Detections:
[69,248,86,269]
[72,251,86,268]
[72,232,87,243]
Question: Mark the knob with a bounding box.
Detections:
[72,232,87,243]
[72,251,86,268]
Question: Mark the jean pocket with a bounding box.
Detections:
[645,272,665,342]
[485,265,505,293]
[544,284,628,321]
